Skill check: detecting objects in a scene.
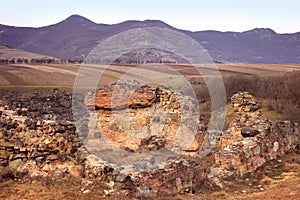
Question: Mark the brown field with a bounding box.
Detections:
[0,63,299,88]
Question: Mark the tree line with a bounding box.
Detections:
[225,71,300,123]
[193,71,300,123]
[0,58,71,65]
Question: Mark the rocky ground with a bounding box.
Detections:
[1,152,300,200]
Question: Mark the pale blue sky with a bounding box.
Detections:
[0,0,299,33]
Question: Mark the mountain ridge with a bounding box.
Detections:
[0,14,299,63]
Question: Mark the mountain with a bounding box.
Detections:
[0,14,299,63]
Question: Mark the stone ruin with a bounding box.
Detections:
[0,91,84,179]
[82,81,208,196]
[0,86,300,197]
[211,92,300,182]
[86,81,202,155]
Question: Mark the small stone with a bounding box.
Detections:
[83,190,91,194]
[0,150,8,159]
[52,170,65,180]
[108,189,114,193]
[8,159,23,170]
[69,165,83,178]
[152,116,160,123]
[47,155,58,161]
[44,139,51,145]
[233,103,240,107]
[103,189,109,195]
[94,132,101,138]
[240,117,247,123]
[35,156,44,167]
[293,158,300,164]
[104,165,114,174]
[244,106,251,112]
[36,120,42,126]
[106,180,115,188]
[273,142,279,152]
[241,127,260,137]
[109,123,118,131]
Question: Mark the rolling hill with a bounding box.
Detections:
[0,45,56,60]
[0,14,299,63]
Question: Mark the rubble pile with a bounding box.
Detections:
[214,92,300,176]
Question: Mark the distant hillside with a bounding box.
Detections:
[0,14,299,63]
[0,45,55,60]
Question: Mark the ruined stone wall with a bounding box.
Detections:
[83,155,207,197]
[2,88,300,197]
[0,87,208,197]
[214,92,300,175]
[82,81,209,196]
[87,81,202,155]
[0,98,83,178]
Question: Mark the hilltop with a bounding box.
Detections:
[0,15,299,63]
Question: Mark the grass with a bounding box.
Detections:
[260,99,286,121]
[224,103,235,128]
[271,175,283,180]
[262,109,285,121]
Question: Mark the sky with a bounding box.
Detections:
[0,0,299,33]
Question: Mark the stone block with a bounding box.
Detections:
[252,145,261,156]
[273,141,279,152]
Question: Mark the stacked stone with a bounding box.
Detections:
[0,100,82,178]
[158,89,181,113]
[0,89,73,121]
[221,92,272,148]
[95,82,158,110]
[213,91,300,177]
[82,155,207,197]
[90,81,202,155]
[0,86,210,197]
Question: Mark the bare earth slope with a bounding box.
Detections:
[0,45,55,60]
